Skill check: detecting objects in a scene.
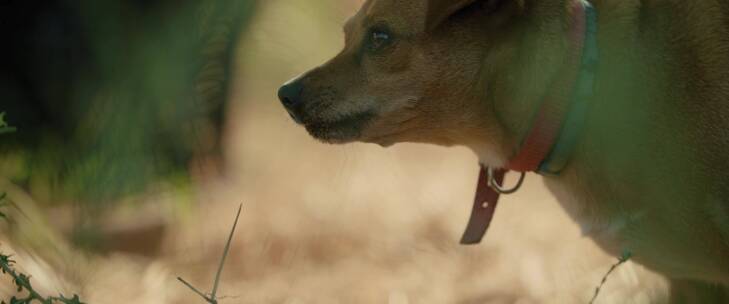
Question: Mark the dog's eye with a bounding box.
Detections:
[372,31,390,43]
[367,28,392,52]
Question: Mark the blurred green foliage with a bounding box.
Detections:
[0,1,256,207]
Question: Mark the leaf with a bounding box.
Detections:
[0,254,14,265]
[13,273,31,292]
[62,295,85,304]
[0,113,16,135]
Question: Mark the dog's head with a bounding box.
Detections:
[279,0,567,162]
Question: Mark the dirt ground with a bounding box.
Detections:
[0,1,669,303]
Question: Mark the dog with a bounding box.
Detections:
[278,0,729,301]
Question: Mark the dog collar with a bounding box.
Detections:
[461,1,598,244]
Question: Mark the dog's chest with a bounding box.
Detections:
[542,172,729,283]
[542,175,625,254]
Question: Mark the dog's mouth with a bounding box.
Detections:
[303,111,376,144]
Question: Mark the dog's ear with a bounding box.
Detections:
[425,0,515,31]
[426,0,480,30]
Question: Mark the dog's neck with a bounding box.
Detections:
[474,0,595,173]
[510,0,596,174]
[461,0,597,244]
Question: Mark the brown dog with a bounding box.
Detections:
[278,0,729,301]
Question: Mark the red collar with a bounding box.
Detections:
[461,1,592,244]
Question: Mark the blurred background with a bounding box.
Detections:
[0,0,668,303]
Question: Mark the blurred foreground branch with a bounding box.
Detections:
[178,204,243,304]
[589,250,633,304]
[0,254,84,304]
[0,193,84,304]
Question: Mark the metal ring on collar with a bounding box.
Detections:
[487,167,526,195]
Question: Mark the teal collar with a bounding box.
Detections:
[539,3,599,174]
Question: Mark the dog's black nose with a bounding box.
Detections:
[278,80,304,109]
[278,79,305,123]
